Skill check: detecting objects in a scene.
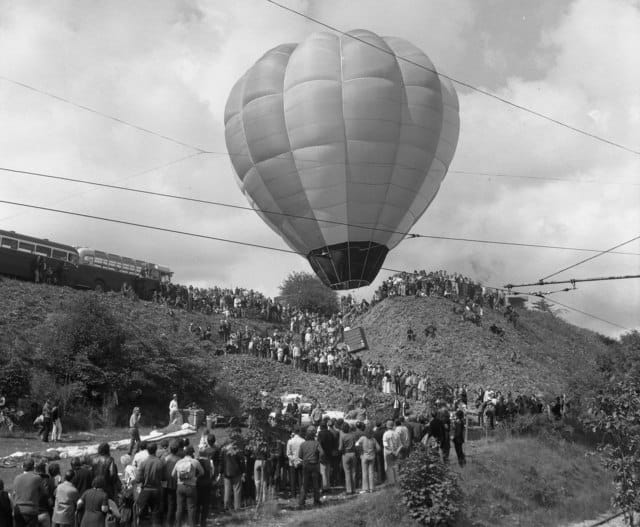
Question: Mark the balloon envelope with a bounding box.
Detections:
[224,29,459,290]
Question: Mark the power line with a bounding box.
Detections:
[4,76,637,190]
[449,170,640,187]
[540,234,640,281]
[0,153,203,224]
[543,297,630,331]
[0,199,298,256]
[505,274,640,289]
[0,76,212,154]
[3,165,640,257]
[265,0,640,157]
[2,196,632,331]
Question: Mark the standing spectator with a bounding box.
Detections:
[169,395,179,425]
[382,421,401,484]
[40,400,52,443]
[52,470,79,527]
[355,427,380,494]
[452,410,466,467]
[50,403,62,443]
[0,479,11,527]
[35,460,54,527]
[195,435,217,527]
[12,459,45,527]
[338,423,357,495]
[71,458,92,497]
[128,408,141,456]
[316,422,335,492]
[372,422,386,484]
[220,432,245,512]
[172,446,203,527]
[135,443,164,527]
[132,442,149,470]
[297,428,323,508]
[286,428,304,499]
[162,442,180,527]
[91,444,120,500]
[394,420,410,459]
[77,477,109,527]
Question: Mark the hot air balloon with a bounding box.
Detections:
[224,29,459,290]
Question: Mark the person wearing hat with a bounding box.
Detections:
[382,421,401,484]
[128,407,141,456]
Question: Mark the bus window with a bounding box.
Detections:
[18,242,34,253]
[1,237,18,250]
[36,245,52,257]
[52,249,67,260]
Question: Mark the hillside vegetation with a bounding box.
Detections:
[355,295,610,397]
[0,277,615,428]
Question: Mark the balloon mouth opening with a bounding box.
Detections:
[307,242,389,291]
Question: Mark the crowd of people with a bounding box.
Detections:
[0,406,464,527]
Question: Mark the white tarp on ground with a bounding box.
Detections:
[2,424,196,462]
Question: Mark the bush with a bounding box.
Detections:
[399,444,463,526]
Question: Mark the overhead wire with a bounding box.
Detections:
[264,0,640,157]
[542,297,630,331]
[540,234,640,281]
[2,197,632,331]
[0,199,298,255]
[0,152,204,224]
[449,170,640,187]
[0,76,212,154]
[3,165,640,257]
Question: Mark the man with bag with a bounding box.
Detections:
[172,446,203,527]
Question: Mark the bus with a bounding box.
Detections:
[71,247,173,299]
[0,229,79,284]
[0,229,173,300]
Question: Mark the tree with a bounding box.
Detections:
[585,377,640,526]
[279,271,339,315]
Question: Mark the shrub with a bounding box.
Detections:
[399,444,462,526]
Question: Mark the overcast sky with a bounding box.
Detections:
[1,0,638,337]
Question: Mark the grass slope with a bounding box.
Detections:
[355,296,609,396]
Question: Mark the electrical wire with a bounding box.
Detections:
[0,76,212,154]
[0,199,298,255]
[269,2,640,158]
[540,234,640,281]
[4,77,638,189]
[543,297,630,331]
[265,0,640,157]
[449,170,640,187]
[2,196,632,331]
[0,153,204,224]
[3,165,640,257]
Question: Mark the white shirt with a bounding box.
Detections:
[286,434,305,467]
[382,429,400,456]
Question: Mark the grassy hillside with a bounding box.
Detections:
[0,278,612,424]
[355,295,609,397]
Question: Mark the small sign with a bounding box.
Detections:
[343,327,368,352]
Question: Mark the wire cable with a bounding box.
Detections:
[0,199,298,255]
[0,153,203,224]
[540,234,640,281]
[265,0,640,157]
[2,196,632,331]
[543,297,630,331]
[449,170,640,187]
[0,76,212,154]
[3,165,640,257]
